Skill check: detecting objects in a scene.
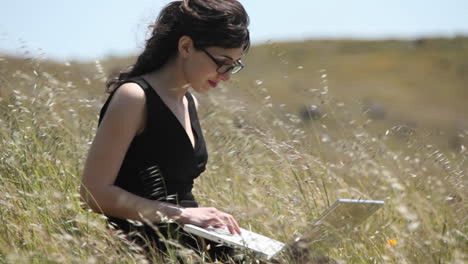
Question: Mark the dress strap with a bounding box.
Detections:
[185,92,195,111]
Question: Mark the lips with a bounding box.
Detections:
[208,80,218,88]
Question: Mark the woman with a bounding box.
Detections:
[80,0,250,261]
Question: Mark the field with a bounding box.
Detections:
[0,37,467,263]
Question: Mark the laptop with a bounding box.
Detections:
[183,199,384,260]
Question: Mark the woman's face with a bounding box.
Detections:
[183,45,244,94]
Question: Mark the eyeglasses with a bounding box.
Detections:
[202,49,245,74]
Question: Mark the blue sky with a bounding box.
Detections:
[1,0,467,61]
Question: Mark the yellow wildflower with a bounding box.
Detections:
[387,239,398,247]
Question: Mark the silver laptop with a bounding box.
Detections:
[183,199,384,260]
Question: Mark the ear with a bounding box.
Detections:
[178,35,194,59]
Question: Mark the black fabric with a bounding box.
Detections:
[98,76,208,207]
[97,77,216,257]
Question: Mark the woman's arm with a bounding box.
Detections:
[80,83,182,222]
[80,83,241,233]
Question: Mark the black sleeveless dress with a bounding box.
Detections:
[97,77,210,251]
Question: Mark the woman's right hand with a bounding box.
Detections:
[177,207,241,235]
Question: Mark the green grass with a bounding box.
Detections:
[0,38,467,263]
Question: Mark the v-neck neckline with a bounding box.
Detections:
[140,77,199,151]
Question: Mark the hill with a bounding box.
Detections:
[0,37,467,263]
[2,37,467,149]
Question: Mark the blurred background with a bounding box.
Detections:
[1,1,467,262]
[1,0,468,149]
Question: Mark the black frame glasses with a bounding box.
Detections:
[202,49,245,74]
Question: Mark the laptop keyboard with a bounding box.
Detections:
[209,227,285,257]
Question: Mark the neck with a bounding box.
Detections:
[143,58,188,103]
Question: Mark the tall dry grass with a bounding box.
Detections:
[0,52,466,263]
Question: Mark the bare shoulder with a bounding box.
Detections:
[105,83,147,116]
[111,82,146,107]
[101,82,147,134]
[81,82,147,192]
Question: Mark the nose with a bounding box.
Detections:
[218,71,232,82]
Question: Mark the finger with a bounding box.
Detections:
[223,214,241,235]
[208,217,225,229]
[220,215,234,234]
[231,217,241,235]
[201,217,221,229]
[213,222,225,229]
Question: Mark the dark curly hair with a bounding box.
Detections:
[107,0,250,91]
